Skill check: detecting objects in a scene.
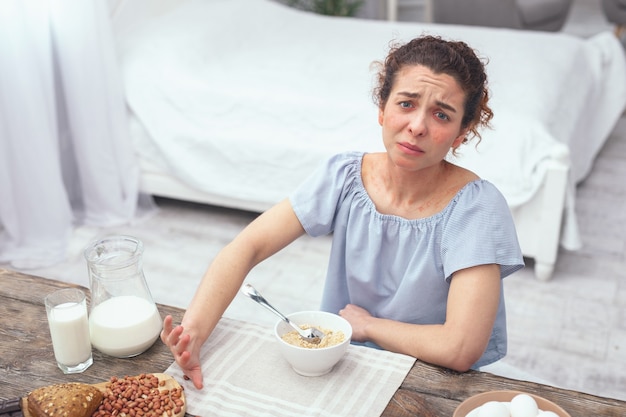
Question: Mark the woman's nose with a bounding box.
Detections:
[407,112,427,137]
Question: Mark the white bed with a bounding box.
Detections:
[112,0,626,280]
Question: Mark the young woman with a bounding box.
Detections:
[161,35,524,390]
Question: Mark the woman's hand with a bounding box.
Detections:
[338,265,502,372]
[338,304,373,342]
[161,315,204,389]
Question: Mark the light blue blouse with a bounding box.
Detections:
[289,151,524,368]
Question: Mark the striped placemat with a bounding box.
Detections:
[166,317,415,417]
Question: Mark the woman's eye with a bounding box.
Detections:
[435,111,449,121]
[399,101,412,109]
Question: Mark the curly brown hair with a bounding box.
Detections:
[373,35,493,146]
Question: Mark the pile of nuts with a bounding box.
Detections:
[92,374,184,417]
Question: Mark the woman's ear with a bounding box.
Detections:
[378,107,384,126]
[452,129,469,149]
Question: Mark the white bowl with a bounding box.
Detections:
[274,311,352,377]
[453,390,572,417]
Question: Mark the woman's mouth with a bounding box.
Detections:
[398,142,424,155]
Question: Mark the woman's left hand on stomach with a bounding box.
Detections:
[338,304,372,342]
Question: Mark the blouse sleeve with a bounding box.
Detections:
[441,181,524,280]
[289,152,362,237]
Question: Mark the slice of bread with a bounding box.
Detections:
[26,382,103,417]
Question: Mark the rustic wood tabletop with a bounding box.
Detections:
[1,268,625,416]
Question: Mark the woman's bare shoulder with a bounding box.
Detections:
[447,162,480,184]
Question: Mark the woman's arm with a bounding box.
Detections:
[161,198,306,388]
[340,263,501,372]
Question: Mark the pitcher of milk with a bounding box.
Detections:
[84,235,162,358]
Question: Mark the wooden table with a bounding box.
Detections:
[2,268,625,417]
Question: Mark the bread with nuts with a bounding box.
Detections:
[26,382,103,417]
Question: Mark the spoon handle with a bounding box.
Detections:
[241,284,301,332]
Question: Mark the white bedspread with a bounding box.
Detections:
[119,0,626,249]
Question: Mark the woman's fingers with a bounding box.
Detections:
[160,315,174,343]
[160,315,204,389]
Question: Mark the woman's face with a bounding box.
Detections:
[379,64,468,173]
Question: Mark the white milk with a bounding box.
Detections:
[89,295,162,357]
[48,302,92,365]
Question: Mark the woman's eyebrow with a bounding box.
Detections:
[397,91,457,113]
[398,91,420,99]
[436,101,457,113]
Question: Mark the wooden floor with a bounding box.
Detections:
[2,0,625,404]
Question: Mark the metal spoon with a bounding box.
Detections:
[241,283,325,344]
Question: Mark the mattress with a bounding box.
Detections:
[117,0,626,250]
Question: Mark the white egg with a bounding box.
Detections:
[465,406,481,417]
[510,394,539,417]
[477,401,510,417]
[537,412,560,417]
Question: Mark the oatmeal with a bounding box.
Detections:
[281,325,345,348]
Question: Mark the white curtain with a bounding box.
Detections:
[0,0,146,269]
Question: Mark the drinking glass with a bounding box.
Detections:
[44,288,93,374]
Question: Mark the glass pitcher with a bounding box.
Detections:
[84,235,162,358]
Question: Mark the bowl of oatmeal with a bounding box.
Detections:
[274,311,352,377]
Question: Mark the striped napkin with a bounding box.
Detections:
[165,317,416,417]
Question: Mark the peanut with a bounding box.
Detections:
[92,374,184,417]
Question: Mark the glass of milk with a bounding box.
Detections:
[84,235,162,358]
[44,288,93,374]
